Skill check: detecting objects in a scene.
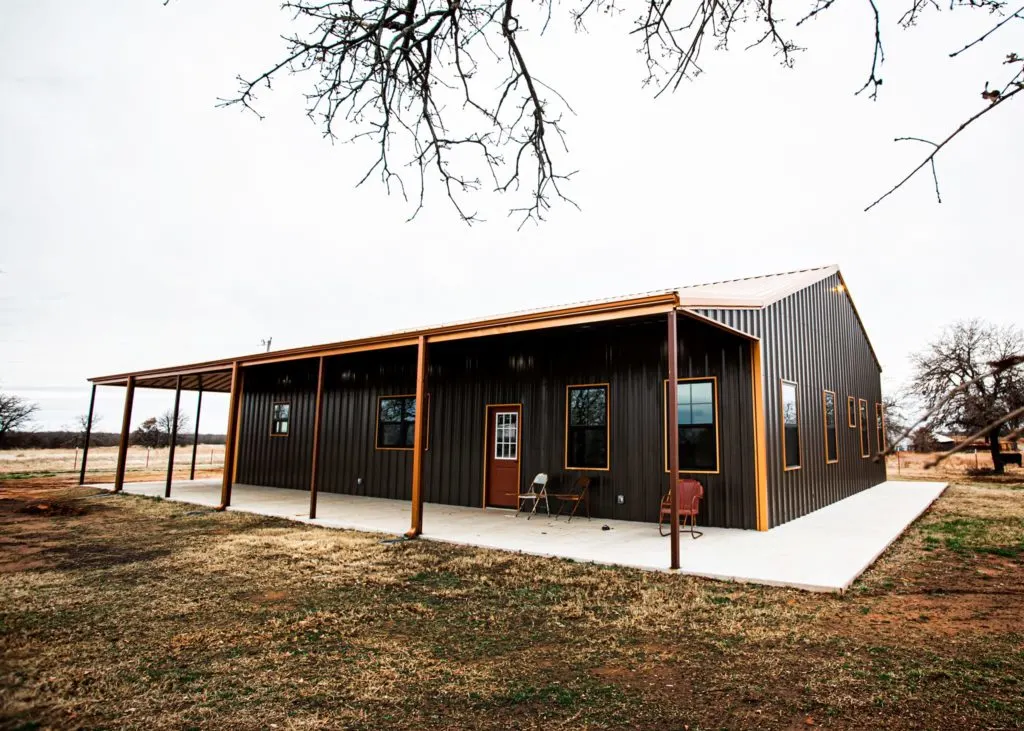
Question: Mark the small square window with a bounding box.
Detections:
[271,403,290,436]
[376,395,430,450]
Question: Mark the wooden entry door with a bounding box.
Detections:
[485,405,521,508]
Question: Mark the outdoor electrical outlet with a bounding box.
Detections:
[617,494,624,505]
[357,477,364,486]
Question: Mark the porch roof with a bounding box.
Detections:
[88,290,757,392]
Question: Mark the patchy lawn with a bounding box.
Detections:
[1,477,1022,730]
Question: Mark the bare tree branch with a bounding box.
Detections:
[201,0,1022,221]
[864,76,1023,211]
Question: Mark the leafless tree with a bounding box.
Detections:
[157,410,191,447]
[202,0,1022,224]
[882,391,909,448]
[0,391,39,448]
[910,320,1024,473]
[74,412,102,448]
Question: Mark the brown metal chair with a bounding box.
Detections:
[659,479,704,538]
[551,475,592,522]
[515,473,550,519]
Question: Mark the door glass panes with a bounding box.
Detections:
[495,412,518,460]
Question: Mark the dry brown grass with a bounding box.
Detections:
[0,445,225,480]
[1,476,1022,730]
[887,450,1024,485]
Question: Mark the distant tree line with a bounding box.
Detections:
[1,430,226,450]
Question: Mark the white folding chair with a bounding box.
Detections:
[516,473,550,519]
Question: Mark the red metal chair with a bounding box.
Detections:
[659,479,704,538]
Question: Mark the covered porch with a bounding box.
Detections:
[86,292,765,571]
[91,478,948,592]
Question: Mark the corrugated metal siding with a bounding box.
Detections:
[690,308,763,340]
[236,361,319,492]
[695,274,886,527]
[759,274,886,526]
[235,315,757,528]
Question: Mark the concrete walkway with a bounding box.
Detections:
[90,479,947,592]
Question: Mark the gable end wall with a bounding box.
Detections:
[695,272,886,527]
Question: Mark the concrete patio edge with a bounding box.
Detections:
[87,479,949,593]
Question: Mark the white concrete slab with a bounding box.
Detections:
[89,479,947,592]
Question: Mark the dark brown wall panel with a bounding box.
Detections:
[696,272,886,527]
[235,316,758,528]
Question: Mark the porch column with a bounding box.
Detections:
[190,376,203,480]
[309,356,326,519]
[751,341,770,530]
[667,310,680,570]
[405,335,429,538]
[218,362,242,510]
[114,376,136,493]
[165,375,182,498]
[78,383,97,486]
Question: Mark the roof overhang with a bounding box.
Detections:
[89,292,683,390]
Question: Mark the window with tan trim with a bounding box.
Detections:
[858,398,870,458]
[271,402,290,436]
[822,390,839,464]
[781,380,801,470]
[663,377,719,473]
[875,403,886,455]
[375,394,430,450]
[565,384,609,470]
[847,396,857,428]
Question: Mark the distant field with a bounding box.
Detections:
[3,447,1020,486]
[0,446,225,482]
[887,451,1024,485]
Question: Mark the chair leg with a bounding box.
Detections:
[684,513,703,539]
[568,497,584,524]
[659,513,669,537]
[542,492,550,516]
[528,494,541,520]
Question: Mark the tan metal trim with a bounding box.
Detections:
[875,402,886,455]
[780,379,802,472]
[822,390,839,464]
[405,335,429,539]
[751,342,769,531]
[858,398,870,458]
[90,294,680,385]
[431,301,677,344]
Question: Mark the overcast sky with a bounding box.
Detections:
[0,1,1019,433]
